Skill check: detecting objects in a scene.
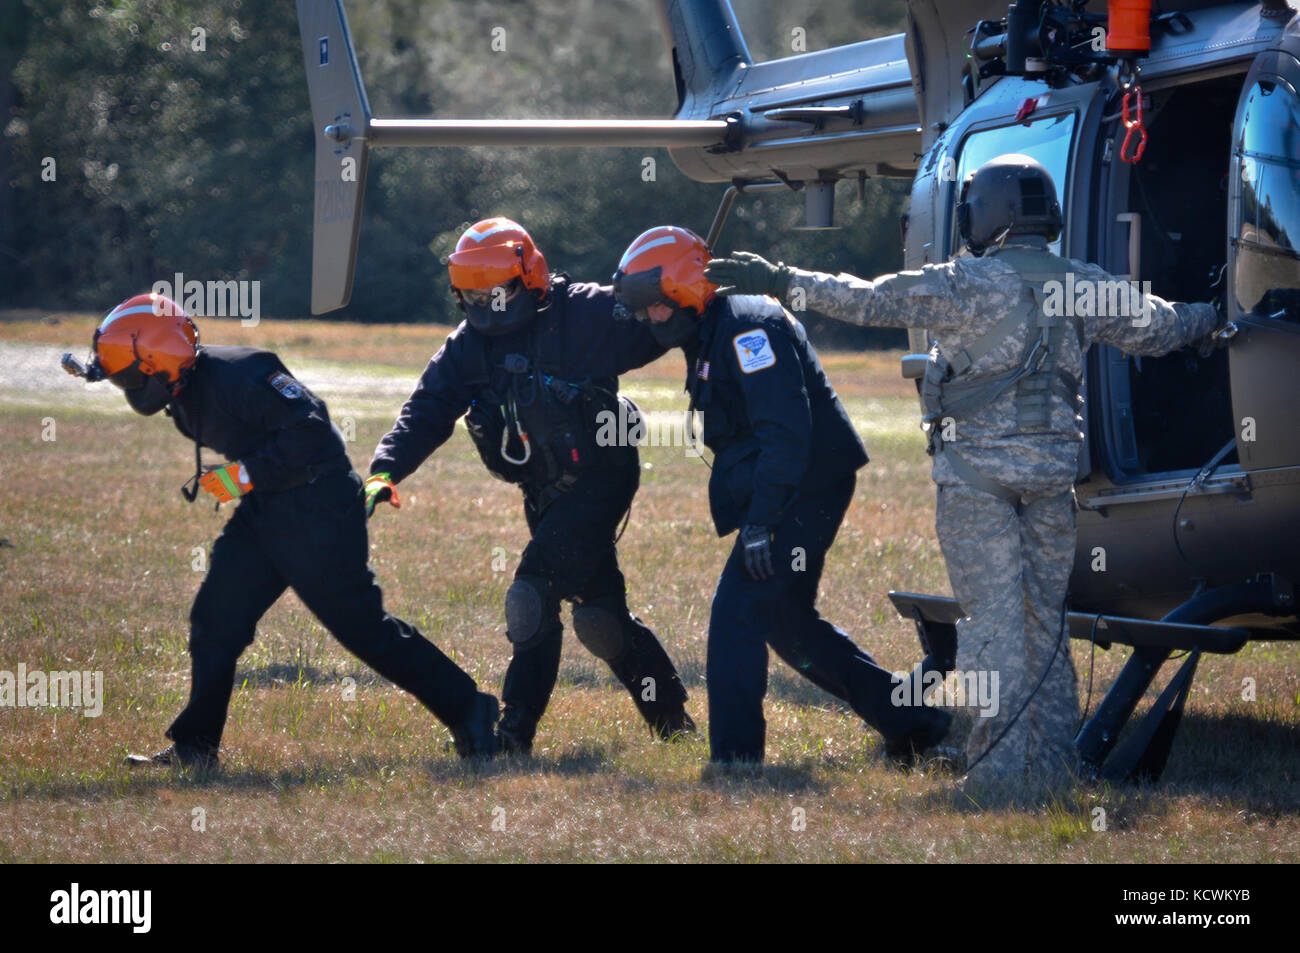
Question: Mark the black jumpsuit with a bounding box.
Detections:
[164,346,480,752]
[684,295,919,763]
[371,278,691,749]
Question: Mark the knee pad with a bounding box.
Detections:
[571,604,627,661]
[505,576,549,649]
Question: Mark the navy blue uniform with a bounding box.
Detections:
[164,346,480,753]
[373,281,662,486]
[371,279,692,749]
[684,295,917,762]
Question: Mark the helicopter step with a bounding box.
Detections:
[886,584,1276,782]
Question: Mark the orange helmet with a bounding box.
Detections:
[447,217,549,296]
[92,293,198,387]
[612,226,716,316]
[447,218,550,336]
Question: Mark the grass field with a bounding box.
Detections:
[1,311,1297,863]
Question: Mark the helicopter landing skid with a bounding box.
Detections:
[886,589,1261,783]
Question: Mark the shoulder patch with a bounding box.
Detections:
[267,371,305,399]
[733,329,776,374]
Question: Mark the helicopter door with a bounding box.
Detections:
[1227,52,1300,471]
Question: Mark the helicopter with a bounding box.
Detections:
[295,0,1300,781]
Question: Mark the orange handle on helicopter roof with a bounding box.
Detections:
[1107,0,1153,55]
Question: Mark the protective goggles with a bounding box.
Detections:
[458,278,524,310]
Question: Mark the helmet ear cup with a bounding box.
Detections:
[956,196,987,256]
[1042,192,1063,243]
[956,199,972,243]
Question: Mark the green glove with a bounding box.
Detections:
[704,250,792,300]
[364,472,400,518]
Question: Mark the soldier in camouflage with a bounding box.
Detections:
[704,154,1221,794]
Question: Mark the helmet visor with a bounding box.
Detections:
[612,267,667,318]
[448,246,523,292]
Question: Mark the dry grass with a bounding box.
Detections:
[0,314,1297,863]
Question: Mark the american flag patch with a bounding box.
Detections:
[696,359,711,381]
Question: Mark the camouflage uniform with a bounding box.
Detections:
[788,234,1218,788]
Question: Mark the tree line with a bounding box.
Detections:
[3,0,909,347]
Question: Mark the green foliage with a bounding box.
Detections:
[7,0,909,345]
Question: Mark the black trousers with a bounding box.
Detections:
[706,475,912,762]
[167,470,478,751]
[501,463,688,736]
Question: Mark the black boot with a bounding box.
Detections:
[608,614,695,741]
[648,706,697,741]
[882,705,952,763]
[125,743,219,771]
[450,692,501,759]
[497,704,538,755]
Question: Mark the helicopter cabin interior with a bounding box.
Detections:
[1097,72,1241,481]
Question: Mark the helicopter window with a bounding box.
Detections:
[953,113,1076,255]
[1235,80,1300,322]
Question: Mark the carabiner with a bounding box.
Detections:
[499,400,531,466]
[1120,85,1147,164]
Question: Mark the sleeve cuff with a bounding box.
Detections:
[746,485,794,529]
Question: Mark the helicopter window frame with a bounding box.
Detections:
[1232,73,1300,325]
[947,110,1079,259]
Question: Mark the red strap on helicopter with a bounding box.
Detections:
[1120,85,1147,163]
